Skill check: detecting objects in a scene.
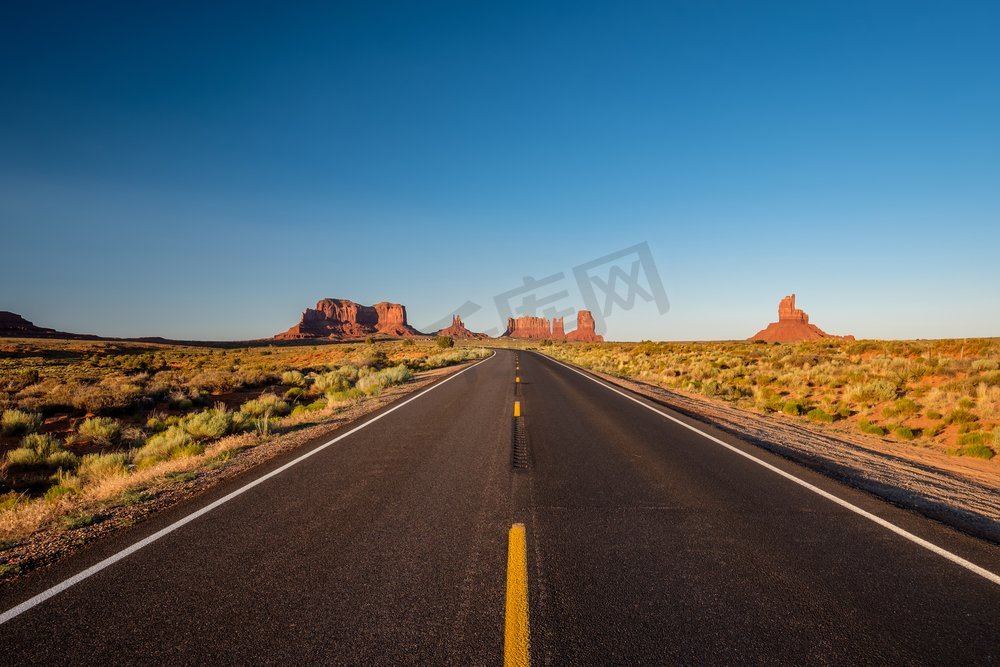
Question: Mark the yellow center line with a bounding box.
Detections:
[504,523,530,667]
[514,401,521,417]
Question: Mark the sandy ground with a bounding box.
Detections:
[582,368,1000,543]
[0,362,477,584]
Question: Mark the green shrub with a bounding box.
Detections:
[757,395,784,413]
[76,416,122,446]
[925,410,943,420]
[971,359,999,372]
[44,484,76,503]
[146,415,169,433]
[6,447,43,469]
[170,396,194,410]
[847,381,898,404]
[181,408,234,441]
[924,423,944,437]
[1,368,39,392]
[314,371,351,393]
[291,397,327,414]
[134,427,204,468]
[326,388,365,404]
[893,425,916,440]
[281,370,306,387]
[781,400,806,416]
[76,452,130,484]
[356,364,412,395]
[5,434,79,472]
[1,409,43,435]
[858,420,887,436]
[883,398,919,419]
[944,409,979,425]
[69,379,143,414]
[239,394,289,418]
[807,408,834,423]
[336,365,359,382]
[959,444,995,460]
[435,336,455,349]
[0,492,23,511]
[424,349,488,369]
[284,387,306,402]
[47,450,82,470]
[957,431,991,447]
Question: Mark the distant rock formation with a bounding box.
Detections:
[749,295,854,343]
[0,311,56,337]
[435,315,488,339]
[565,310,603,342]
[502,310,604,342]
[0,311,95,339]
[503,316,553,339]
[552,317,565,339]
[275,299,424,340]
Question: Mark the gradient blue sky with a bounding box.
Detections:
[2,1,998,341]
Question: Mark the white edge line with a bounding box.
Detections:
[0,351,497,625]
[537,352,1000,586]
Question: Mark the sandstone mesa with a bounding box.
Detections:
[275,299,605,342]
[749,295,854,343]
[274,299,423,340]
[502,310,604,342]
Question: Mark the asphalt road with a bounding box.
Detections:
[1,349,998,665]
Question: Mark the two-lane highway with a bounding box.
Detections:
[1,349,998,665]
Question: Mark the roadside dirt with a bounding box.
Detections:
[0,362,477,585]
[583,368,1000,544]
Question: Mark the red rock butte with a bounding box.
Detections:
[275,298,423,340]
[435,315,488,339]
[749,295,854,343]
[502,310,604,342]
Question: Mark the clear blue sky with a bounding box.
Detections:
[2,1,998,341]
